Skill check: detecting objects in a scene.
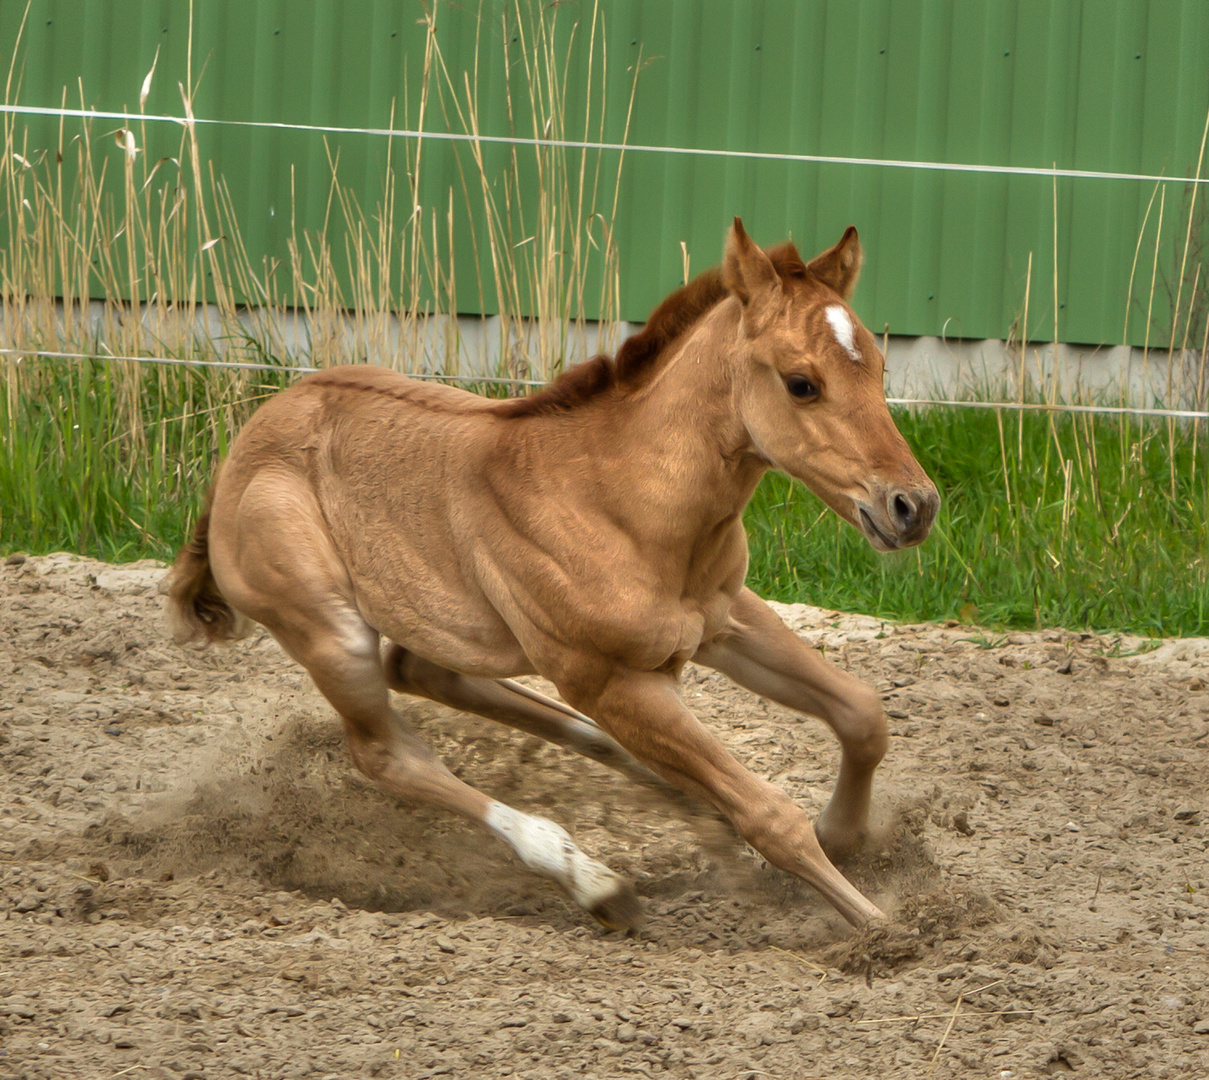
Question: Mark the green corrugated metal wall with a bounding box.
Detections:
[2,0,1207,347]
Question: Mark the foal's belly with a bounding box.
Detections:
[357,584,537,680]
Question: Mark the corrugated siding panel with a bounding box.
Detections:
[2,0,1207,347]
[609,0,1207,348]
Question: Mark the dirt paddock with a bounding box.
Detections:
[1,553,1206,1079]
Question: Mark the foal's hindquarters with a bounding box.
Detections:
[194,452,647,930]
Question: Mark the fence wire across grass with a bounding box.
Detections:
[6,342,1209,637]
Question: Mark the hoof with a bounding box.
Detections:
[589,882,644,935]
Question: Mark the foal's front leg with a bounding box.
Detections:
[560,666,883,928]
[693,587,888,861]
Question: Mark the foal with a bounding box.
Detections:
[168,219,938,930]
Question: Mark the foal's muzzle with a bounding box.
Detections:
[856,482,940,551]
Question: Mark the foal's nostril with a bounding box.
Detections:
[890,492,916,531]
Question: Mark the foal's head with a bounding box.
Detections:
[724,219,939,551]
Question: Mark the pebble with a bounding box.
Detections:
[937,963,969,982]
[616,1023,637,1043]
[823,997,857,1018]
[265,1005,306,1018]
[94,566,166,595]
[499,1016,530,1028]
[14,891,42,913]
[436,934,456,954]
[1193,1020,1209,1035]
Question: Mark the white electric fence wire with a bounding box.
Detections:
[2,103,1208,187]
[0,347,544,384]
[4,347,1207,420]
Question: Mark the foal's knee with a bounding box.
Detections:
[344,728,395,783]
[734,794,823,866]
[836,684,889,768]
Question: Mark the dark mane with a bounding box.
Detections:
[493,241,807,418]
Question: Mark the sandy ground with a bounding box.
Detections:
[1,552,1207,1080]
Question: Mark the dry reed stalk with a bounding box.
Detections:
[926,992,963,1077]
[1061,458,1074,547]
[1172,266,1202,498]
[1194,309,1209,487]
[1168,108,1209,385]
[1017,250,1031,465]
[765,944,829,983]
[995,404,1013,509]
[1121,181,1162,486]
[1139,185,1166,456]
[1034,174,1068,499]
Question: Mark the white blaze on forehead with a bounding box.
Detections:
[825,304,861,362]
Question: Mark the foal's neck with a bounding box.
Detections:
[597,311,767,530]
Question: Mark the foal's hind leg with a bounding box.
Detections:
[209,503,639,930]
[274,625,639,929]
[383,645,667,791]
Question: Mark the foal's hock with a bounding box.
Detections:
[167,219,939,931]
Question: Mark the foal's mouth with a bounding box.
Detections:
[858,507,902,552]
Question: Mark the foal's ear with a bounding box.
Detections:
[806,226,863,299]
[723,218,782,320]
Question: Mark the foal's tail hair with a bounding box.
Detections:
[165,482,249,646]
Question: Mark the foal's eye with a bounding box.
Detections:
[784,374,818,400]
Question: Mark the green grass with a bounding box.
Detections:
[5,359,1209,637]
[1,358,290,563]
[745,406,1209,636]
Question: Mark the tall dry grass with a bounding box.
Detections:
[0,0,633,555]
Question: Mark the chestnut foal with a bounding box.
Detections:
[168,220,938,930]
